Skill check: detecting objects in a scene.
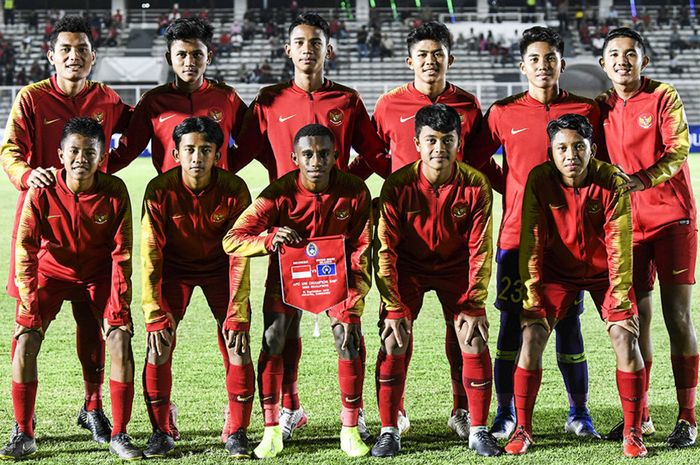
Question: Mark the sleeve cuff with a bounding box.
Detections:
[522,307,547,321]
[264,230,277,252]
[146,317,173,332]
[463,307,487,317]
[16,314,41,330]
[20,170,32,190]
[634,170,653,189]
[224,320,250,332]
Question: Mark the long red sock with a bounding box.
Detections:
[143,361,172,432]
[339,358,363,426]
[671,354,699,424]
[358,336,366,409]
[377,352,406,428]
[513,367,542,435]
[462,349,493,427]
[281,338,301,410]
[398,338,413,413]
[226,362,255,433]
[110,380,134,436]
[616,368,645,435]
[75,305,105,412]
[258,353,283,426]
[447,327,468,413]
[641,359,652,420]
[12,380,38,437]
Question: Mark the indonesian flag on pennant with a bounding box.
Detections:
[278,235,349,313]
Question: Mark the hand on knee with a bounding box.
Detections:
[380,317,411,356]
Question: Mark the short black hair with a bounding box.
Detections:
[519,26,564,57]
[50,16,94,51]
[288,13,330,42]
[603,27,647,56]
[172,117,224,149]
[166,17,215,51]
[61,117,105,151]
[546,113,594,144]
[293,123,336,147]
[414,103,461,138]
[406,21,452,55]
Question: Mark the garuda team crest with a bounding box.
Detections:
[452,204,468,218]
[587,200,602,214]
[209,107,224,123]
[638,112,653,129]
[327,109,343,126]
[92,111,105,124]
[93,212,109,224]
[335,208,350,220]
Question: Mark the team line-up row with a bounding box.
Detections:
[0,12,696,461]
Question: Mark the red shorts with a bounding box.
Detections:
[379,272,480,322]
[633,223,697,292]
[16,274,131,327]
[161,275,231,323]
[537,279,637,322]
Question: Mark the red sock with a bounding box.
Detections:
[513,367,542,435]
[671,354,699,424]
[377,352,406,428]
[281,338,301,410]
[143,361,172,433]
[258,353,283,426]
[358,336,366,409]
[642,359,652,420]
[12,380,37,437]
[447,326,468,413]
[226,362,255,433]
[75,305,105,411]
[110,380,134,436]
[398,338,413,413]
[616,368,645,435]
[462,349,493,427]
[339,358,363,426]
[217,330,230,370]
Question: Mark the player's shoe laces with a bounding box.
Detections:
[340,426,370,457]
[605,417,655,441]
[143,430,175,458]
[469,429,503,457]
[504,426,533,455]
[279,406,307,440]
[109,433,143,460]
[9,415,36,444]
[623,428,647,458]
[0,431,37,460]
[357,408,371,442]
[370,430,401,457]
[666,420,697,449]
[398,410,411,435]
[253,425,283,459]
[490,404,516,440]
[77,405,112,444]
[564,407,601,439]
[448,408,471,440]
[225,428,251,459]
[169,402,180,441]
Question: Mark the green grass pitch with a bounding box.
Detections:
[0,156,699,464]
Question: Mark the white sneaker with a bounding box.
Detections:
[357,408,371,441]
[448,408,471,440]
[398,410,411,436]
[279,407,308,440]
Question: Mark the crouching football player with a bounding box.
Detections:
[140,117,254,458]
[505,114,647,458]
[372,104,501,458]
[223,123,372,459]
[0,117,140,460]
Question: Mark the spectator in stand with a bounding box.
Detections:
[557,0,570,32]
[265,21,276,39]
[219,32,233,57]
[380,35,394,61]
[198,9,209,21]
[15,67,27,86]
[106,26,119,47]
[113,9,123,28]
[606,5,619,26]
[158,15,169,35]
[669,52,684,74]
[21,36,32,54]
[28,12,39,33]
[29,60,42,83]
[3,0,15,26]
[242,18,256,41]
[44,21,54,42]
[357,26,369,60]
[368,29,382,61]
[231,21,242,36]
[257,59,274,83]
[657,8,670,28]
[232,32,243,52]
[329,17,341,38]
[337,20,349,39]
[168,5,181,22]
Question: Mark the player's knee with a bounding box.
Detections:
[331,325,356,359]
[106,328,132,363]
[609,325,639,357]
[520,325,548,364]
[262,326,286,355]
[147,343,172,366]
[663,305,694,332]
[15,332,42,359]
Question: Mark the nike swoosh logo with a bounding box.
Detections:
[47,215,61,219]
[344,396,361,403]
[470,380,491,388]
[159,114,176,123]
[399,115,415,123]
[672,268,688,276]
[262,396,274,402]
[279,114,296,123]
[511,128,528,135]
[569,354,586,362]
[44,118,61,125]
[549,203,566,210]
[172,214,185,219]
[406,209,422,215]
[378,377,396,383]
[573,297,584,306]
[236,394,254,402]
